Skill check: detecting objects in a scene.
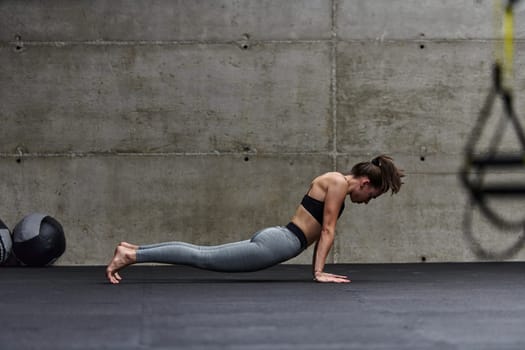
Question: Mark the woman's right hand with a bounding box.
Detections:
[314,271,351,283]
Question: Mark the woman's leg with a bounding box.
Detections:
[137,226,302,272]
[106,226,303,283]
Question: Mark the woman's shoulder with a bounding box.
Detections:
[316,172,346,182]
[312,172,346,188]
[308,172,346,200]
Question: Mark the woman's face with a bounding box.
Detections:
[350,183,382,204]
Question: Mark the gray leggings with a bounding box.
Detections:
[135,226,304,272]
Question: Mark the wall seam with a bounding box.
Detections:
[0,39,334,47]
[331,0,338,172]
[331,0,339,264]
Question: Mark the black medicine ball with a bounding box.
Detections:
[12,213,66,266]
[0,219,13,264]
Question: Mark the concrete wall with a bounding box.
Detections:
[1,0,524,265]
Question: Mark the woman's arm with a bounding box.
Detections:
[312,177,350,283]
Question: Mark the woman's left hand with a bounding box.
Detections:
[314,271,351,283]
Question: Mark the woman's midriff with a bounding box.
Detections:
[290,205,322,246]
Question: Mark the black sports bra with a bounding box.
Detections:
[301,194,345,225]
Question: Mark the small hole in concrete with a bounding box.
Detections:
[421,256,427,262]
[420,44,425,49]
[14,35,23,51]
[241,44,249,50]
[244,157,249,162]
[16,158,21,164]
[420,156,425,161]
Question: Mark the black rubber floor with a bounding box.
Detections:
[1,263,524,349]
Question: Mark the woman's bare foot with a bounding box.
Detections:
[119,241,139,250]
[106,245,137,284]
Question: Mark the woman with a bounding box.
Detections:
[106,155,404,284]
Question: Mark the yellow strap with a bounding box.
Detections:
[501,4,514,89]
[503,3,514,87]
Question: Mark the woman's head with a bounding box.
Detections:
[350,155,404,196]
